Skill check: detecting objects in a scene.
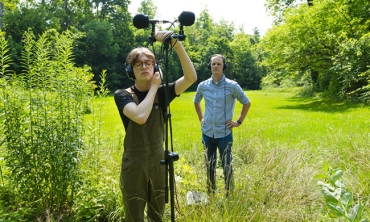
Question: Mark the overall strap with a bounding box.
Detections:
[126,86,139,105]
[126,86,159,104]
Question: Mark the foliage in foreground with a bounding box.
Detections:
[317,163,368,222]
[0,29,95,220]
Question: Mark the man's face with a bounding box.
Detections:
[210,57,224,75]
[133,54,155,81]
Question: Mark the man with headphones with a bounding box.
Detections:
[114,31,197,222]
[194,54,251,197]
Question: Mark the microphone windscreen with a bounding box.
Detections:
[178,11,195,26]
[133,14,149,29]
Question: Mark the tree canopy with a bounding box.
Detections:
[260,0,370,101]
[1,0,369,101]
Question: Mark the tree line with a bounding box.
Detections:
[1,0,370,102]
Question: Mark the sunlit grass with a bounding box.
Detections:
[86,89,370,221]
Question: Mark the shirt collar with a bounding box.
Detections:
[211,74,225,85]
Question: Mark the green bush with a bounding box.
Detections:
[0,29,95,220]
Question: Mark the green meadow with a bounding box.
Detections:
[87,88,370,221]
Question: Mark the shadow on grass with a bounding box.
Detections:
[276,96,367,113]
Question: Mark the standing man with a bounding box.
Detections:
[114,31,197,222]
[193,54,251,197]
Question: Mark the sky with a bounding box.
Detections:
[128,0,274,36]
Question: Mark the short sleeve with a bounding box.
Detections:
[114,89,134,115]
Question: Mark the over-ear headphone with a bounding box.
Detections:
[126,63,160,80]
[207,55,228,71]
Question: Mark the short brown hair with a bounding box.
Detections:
[209,54,226,63]
[126,47,156,65]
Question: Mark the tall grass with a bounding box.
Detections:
[84,88,369,221]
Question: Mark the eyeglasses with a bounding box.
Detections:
[133,61,155,69]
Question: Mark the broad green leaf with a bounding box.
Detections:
[318,181,335,191]
[335,180,346,188]
[327,202,345,217]
[335,180,347,195]
[321,186,340,202]
[331,170,343,184]
[333,188,342,200]
[341,192,352,209]
[347,204,363,222]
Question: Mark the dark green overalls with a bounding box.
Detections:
[120,91,165,222]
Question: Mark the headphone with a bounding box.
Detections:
[207,55,228,71]
[125,63,160,80]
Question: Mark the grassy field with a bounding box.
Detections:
[85,88,370,221]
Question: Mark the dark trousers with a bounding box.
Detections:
[202,133,234,196]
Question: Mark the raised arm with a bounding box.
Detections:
[155,31,197,95]
[172,41,197,95]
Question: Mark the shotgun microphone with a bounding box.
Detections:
[133,14,171,29]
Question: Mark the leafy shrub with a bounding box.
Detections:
[317,162,368,222]
[0,29,95,219]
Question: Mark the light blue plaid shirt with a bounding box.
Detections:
[193,75,250,138]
